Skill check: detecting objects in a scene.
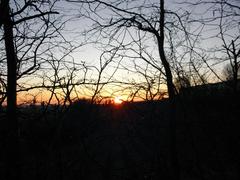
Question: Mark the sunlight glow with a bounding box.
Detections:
[114,96,123,104]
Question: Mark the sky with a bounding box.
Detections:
[59,0,239,79]
[1,0,239,104]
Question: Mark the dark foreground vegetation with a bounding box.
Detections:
[1,0,239,179]
[0,89,240,180]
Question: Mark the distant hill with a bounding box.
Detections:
[179,79,240,98]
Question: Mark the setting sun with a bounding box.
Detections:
[113,96,123,104]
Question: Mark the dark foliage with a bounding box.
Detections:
[0,91,240,180]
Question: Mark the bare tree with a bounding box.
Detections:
[182,0,240,90]
[223,63,240,81]
[0,1,61,179]
[66,0,190,179]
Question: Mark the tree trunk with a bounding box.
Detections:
[158,0,175,100]
[2,0,20,179]
[157,0,180,179]
[231,40,238,94]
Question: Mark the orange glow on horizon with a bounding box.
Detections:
[113,96,123,105]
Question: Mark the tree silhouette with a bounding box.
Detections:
[67,0,185,179]
[183,0,239,90]
[0,1,59,179]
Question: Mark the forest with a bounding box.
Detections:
[0,0,239,180]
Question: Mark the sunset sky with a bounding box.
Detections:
[1,0,239,105]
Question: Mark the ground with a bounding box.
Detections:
[0,93,239,180]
